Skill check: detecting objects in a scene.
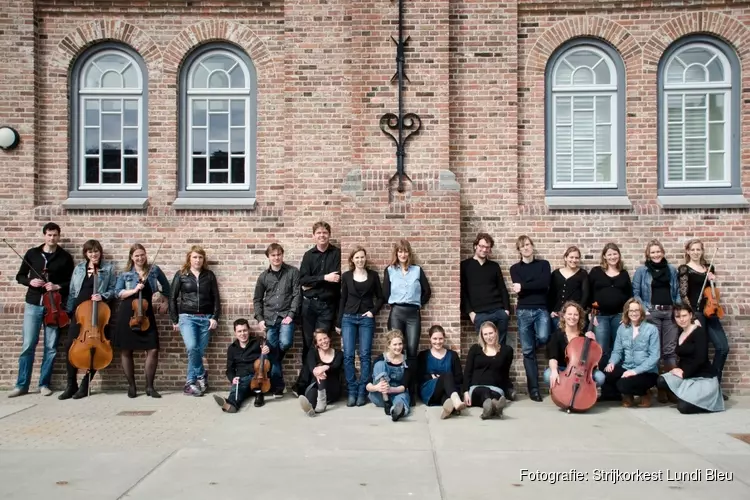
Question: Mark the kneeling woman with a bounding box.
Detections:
[417,325,465,419]
[366,330,411,422]
[603,298,660,407]
[544,301,605,390]
[296,329,344,417]
[462,321,512,419]
[59,240,116,400]
[657,304,725,414]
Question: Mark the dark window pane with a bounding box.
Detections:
[192,129,206,155]
[192,157,207,183]
[85,158,99,183]
[231,158,245,184]
[192,100,207,126]
[209,142,228,156]
[123,129,138,154]
[231,128,245,155]
[209,150,228,171]
[124,158,138,184]
[102,171,121,184]
[85,129,99,155]
[102,148,121,171]
[209,172,229,184]
[124,100,138,126]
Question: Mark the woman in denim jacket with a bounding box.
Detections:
[114,243,171,399]
[603,298,660,408]
[59,240,116,400]
[366,329,411,422]
[632,239,680,403]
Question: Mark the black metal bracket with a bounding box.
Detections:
[380,0,421,193]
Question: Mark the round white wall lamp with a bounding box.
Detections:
[0,126,20,150]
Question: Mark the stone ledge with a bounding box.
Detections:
[545,195,632,210]
[62,197,149,210]
[658,195,749,209]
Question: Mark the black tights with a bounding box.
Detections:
[427,372,458,406]
[656,376,708,415]
[470,386,503,406]
[121,349,159,389]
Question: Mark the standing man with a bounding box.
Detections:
[509,235,551,403]
[299,221,341,362]
[8,223,75,398]
[253,243,301,398]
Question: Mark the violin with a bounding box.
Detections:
[550,335,602,413]
[129,239,164,333]
[250,336,272,394]
[697,248,724,319]
[68,265,113,372]
[3,239,69,328]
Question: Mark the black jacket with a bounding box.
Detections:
[416,349,463,387]
[337,269,384,327]
[225,337,276,381]
[169,269,221,324]
[299,244,341,305]
[15,245,75,306]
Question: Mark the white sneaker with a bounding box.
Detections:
[40,387,53,397]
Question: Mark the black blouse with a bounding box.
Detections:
[676,326,716,379]
[461,343,513,394]
[546,329,584,366]
[337,269,384,327]
[588,266,632,316]
[678,264,715,312]
[547,268,589,313]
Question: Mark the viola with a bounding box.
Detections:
[2,239,69,328]
[250,337,272,394]
[68,266,113,372]
[129,280,150,332]
[550,335,602,413]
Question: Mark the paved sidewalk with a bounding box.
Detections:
[0,389,749,500]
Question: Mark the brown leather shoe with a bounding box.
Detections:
[638,392,652,408]
[621,395,635,407]
[657,387,668,404]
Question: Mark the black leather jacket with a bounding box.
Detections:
[169,269,221,324]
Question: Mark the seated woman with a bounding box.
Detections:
[544,301,605,390]
[462,321,513,420]
[366,329,411,422]
[295,329,344,417]
[603,298,660,408]
[657,304,725,414]
[416,325,466,419]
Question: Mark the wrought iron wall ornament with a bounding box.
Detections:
[380,0,422,193]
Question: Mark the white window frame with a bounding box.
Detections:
[550,46,619,189]
[661,43,732,188]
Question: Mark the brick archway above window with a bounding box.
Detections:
[525,16,640,76]
[54,20,162,74]
[163,20,276,80]
[644,12,750,73]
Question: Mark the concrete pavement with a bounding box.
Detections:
[0,389,749,499]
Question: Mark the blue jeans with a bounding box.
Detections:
[16,303,60,390]
[516,308,550,394]
[266,320,295,391]
[341,314,375,397]
[543,366,605,387]
[593,314,621,368]
[473,308,510,346]
[178,314,212,383]
[696,312,729,383]
[368,359,410,416]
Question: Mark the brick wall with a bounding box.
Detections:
[0,0,747,396]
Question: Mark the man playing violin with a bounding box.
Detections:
[213,318,275,413]
[8,223,74,398]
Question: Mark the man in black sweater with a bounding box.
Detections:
[299,221,341,361]
[509,235,551,402]
[213,318,273,412]
[8,223,75,398]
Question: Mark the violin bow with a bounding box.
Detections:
[144,238,166,278]
[696,245,719,311]
[2,239,47,282]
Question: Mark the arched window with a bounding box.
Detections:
[176,43,257,208]
[68,44,148,206]
[545,39,628,208]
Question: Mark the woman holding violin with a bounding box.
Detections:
[295,329,344,417]
[544,301,605,391]
[59,239,116,400]
[678,239,729,400]
[114,243,171,398]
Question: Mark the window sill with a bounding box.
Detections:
[172,197,257,210]
[545,196,632,210]
[63,197,148,210]
[658,194,749,209]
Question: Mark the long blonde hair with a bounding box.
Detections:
[477,321,499,350]
[180,245,208,274]
[683,238,709,267]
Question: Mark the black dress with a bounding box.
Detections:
[114,280,159,350]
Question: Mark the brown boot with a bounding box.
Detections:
[638,392,652,408]
[621,394,634,407]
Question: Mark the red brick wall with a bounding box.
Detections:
[0,1,748,396]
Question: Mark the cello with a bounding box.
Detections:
[68,265,114,395]
[550,335,602,413]
[3,239,70,328]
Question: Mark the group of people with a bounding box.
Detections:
[7,222,728,419]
